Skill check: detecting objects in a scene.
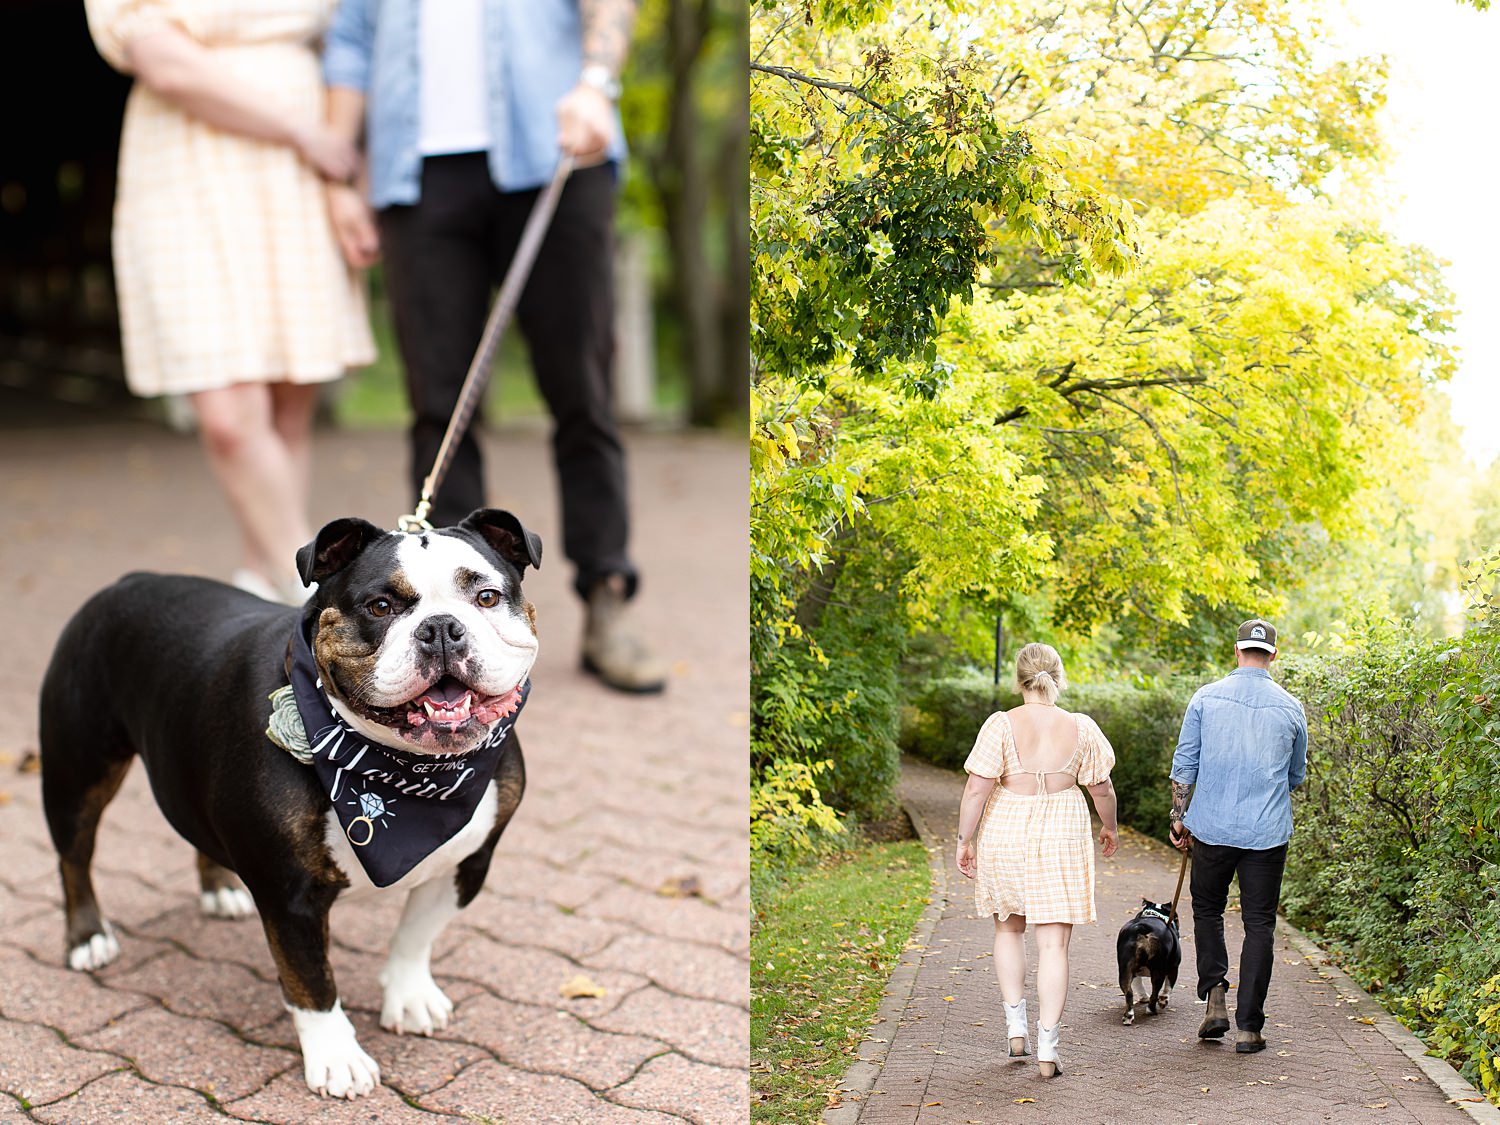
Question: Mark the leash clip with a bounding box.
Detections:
[396,498,433,535]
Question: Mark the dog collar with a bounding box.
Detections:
[266,623,529,887]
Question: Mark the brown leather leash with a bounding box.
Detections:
[397,153,577,534]
[1166,842,1190,928]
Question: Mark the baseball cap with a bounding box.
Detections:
[1236,618,1277,654]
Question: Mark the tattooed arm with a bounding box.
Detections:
[1168,692,1202,852]
[1169,779,1193,852]
[556,0,639,157]
[581,0,639,78]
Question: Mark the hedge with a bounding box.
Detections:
[1276,604,1500,1104]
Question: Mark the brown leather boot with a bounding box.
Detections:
[581,576,667,694]
[1235,1029,1267,1053]
[1198,984,1230,1039]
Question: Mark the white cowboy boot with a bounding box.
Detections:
[1037,1022,1063,1078]
[1003,999,1030,1058]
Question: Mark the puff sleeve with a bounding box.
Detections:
[1075,714,1116,785]
[84,0,185,73]
[963,713,1009,779]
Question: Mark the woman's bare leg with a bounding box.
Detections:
[269,382,319,503]
[1033,922,1073,1028]
[992,913,1027,1005]
[190,382,313,585]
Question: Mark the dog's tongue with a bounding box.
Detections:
[418,678,470,706]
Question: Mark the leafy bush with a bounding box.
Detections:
[902,673,1196,842]
[1278,568,1500,1104]
[749,758,845,870]
[751,563,908,860]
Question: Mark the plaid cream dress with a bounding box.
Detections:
[964,710,1115,925]
[85,0,375,396]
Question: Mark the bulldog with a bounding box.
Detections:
[1117,897,1182,1026]
[38,509,541,1098]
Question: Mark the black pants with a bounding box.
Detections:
[379,155,635,599]
[1190,840,1288,1033]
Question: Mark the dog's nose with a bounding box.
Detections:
[414,614,467,656]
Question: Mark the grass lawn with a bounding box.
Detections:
[751,840,931,1124]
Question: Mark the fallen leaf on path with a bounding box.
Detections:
[558,974,607,999]
[1402,1076,1421,1082]
[656,875,703,898]
[18,750,39,774]
[1200,1087,1210,1093]
[1015,1097,1035,1104]
[924,1102,942,1107]
[1363,1103,1388,1110]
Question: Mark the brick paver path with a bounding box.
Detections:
[849,756,1469,1124]
[0,417,748,1124]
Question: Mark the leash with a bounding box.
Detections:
[396,153,577,534]
[1166,843,1190,928]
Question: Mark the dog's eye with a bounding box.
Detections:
[367,597,394,618]
[476,589,501,609]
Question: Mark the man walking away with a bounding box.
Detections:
[1169,618,1308,1054]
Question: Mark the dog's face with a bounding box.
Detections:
[295,510,542,755]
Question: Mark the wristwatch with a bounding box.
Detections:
[580,63,622,101]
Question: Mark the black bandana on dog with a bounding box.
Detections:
[283,623,528,888]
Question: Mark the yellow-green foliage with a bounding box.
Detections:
[750,759,846,864]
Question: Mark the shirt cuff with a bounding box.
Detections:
[322,42,371,92]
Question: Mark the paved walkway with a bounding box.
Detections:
[0,419,748,1124]
[842,757,1478,1125]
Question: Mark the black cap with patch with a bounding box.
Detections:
[1236,618,1277,654]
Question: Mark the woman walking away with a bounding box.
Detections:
[85,0,375,603]
[955,643,1119,1077]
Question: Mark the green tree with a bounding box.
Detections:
[749,0,1459,833]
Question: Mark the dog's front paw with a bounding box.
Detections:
[290,1003,381,1099]
[304,1041,381,1099]
[200,887,256,919]
[379,960,453,1036]
[67,925,119,972]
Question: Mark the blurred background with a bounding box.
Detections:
[0,0,747,431]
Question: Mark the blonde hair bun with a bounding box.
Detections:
[1016,642,1067,704]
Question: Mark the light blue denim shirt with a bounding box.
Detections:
[1171,667,1308,850]
[323,0,627,207]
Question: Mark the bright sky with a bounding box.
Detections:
[1334,0,1500,467]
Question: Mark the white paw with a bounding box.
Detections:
[67,926,119,972]
[290,1003,380,1099]
[200,887,256,919]
[379,960,453,1036]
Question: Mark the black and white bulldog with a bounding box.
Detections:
[1117,898,1182,1026]
[38,509,542,1098]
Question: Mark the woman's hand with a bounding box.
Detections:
[1098,824,1118,858]
[292,122,360,184]
[956,839,977,880]
[326,182,380,268]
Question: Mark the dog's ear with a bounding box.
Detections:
[296,517,386,585]
[458,509,543,577]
